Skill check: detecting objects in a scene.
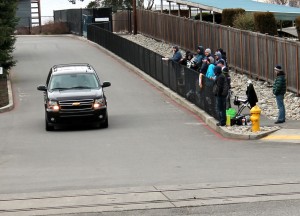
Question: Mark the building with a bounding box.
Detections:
[16,0,41,28]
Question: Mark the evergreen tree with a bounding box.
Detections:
[87,0,101,8]
[101,0,132,11]
[0,0,18,76]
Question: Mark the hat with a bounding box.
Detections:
[222,67,229,73]
[274,65,283,71]
[205,48,211,54]
[208,56,215,63]
[214,66,222,75]
[217,59,225,65]
[197,45,203,51]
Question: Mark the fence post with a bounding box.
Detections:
[265,34,269,81]
[284,41,288,86]
[296,45,299,95]
[240,30,243,74]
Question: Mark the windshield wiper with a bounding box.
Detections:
[51,87,71,91]
[72,86,92,89]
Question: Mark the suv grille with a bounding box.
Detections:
[59,99,94,111]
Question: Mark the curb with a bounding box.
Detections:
[0,78,14,113]
[77,35,278,140]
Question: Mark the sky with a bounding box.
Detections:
[41,0,94,17]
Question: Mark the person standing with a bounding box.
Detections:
[273,65,286,124]
[192,45,205,71]
[162,45,182,62]
[213,66,228,126]
[222,67,231,109]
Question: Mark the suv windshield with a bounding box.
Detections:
[49,73,100,90]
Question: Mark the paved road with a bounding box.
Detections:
[0,35,300,214]
[60,199,300,216]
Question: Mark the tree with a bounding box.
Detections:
[267,0,288,4]
[87,0,101,8]
[100,0,132,11]
[70,0,154,10]
[233,13,256,31]
[68,0,84,4]
[254,12,278,36]
[0,0,18,76]
[289,0,300,7]
[138,0,155,10]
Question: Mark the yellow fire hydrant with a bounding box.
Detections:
[250,105,261,132]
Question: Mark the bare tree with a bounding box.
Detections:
[289,0,300,7]
[146,0,154,10]
[137,0,154,10]
[267,0,288,4]
[68,0,84,4]
[67,0,154,10]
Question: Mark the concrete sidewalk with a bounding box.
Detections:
[1,180,300,215]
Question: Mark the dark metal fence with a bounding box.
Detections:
[113,9,300,95]
[54,9,87,35]
[54,8,113,36]
[87,24,218,119]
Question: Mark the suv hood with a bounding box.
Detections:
[48,89,103,101]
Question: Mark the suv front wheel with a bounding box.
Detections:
[45,113,54,131]
[101,117,108,128]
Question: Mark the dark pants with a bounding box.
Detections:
[216,95,226,125]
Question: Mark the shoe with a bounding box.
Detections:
[274,120,285,124]
[217,123,226,126]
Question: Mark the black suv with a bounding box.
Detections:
[37,63,111,131]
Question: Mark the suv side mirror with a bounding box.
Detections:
[102,81,111,88]
[37,85,47,91]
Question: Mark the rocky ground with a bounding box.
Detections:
[121,34,300,122]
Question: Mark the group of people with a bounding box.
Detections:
[163,45,286,126]
[163,45,231,126]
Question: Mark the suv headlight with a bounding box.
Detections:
[93,98,106,109]
[47,100,60,111]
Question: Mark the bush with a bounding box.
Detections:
[254,12,277,36]
[0,0,18,75]
[194,13,222,23]
[31,21,70,35]
[233,13,255,31]
[222,8,245,26]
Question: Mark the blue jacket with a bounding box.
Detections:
[206,64,215,79]
[170,51,182,62]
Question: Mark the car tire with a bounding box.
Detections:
[98,114,108,129]
[45,114,54,131]
[101,117,108,128]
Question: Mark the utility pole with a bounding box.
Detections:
[133,0,137,34]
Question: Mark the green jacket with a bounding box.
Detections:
[273,73,286,96]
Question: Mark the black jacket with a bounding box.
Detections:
[246,83,258,108]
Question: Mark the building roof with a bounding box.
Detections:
[167,0,300,20]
